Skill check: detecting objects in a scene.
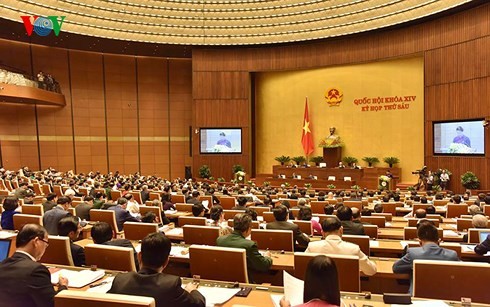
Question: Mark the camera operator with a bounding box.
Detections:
[412,166,428,191]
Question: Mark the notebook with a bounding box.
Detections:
[0,239,11,261]
[51,269,105,288]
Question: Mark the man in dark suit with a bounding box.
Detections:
[91,221,139,271]
[217,213,272,282]
[58,216,85,267]
[42,193,58,213]
[0,224,68,307]
[266,204,310,248]
[140,185,150,204]
[336,205,365,235]
[108,232,205,307]
[393,221,459,293]
[75,195,93,221]
[43,196,72,235]
[186,190,201,205]
[475,234,490,255]
[231,196,248,210]
[107,197,140,231]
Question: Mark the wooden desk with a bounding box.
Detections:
[378,228,463,242]
[81,224,92,239]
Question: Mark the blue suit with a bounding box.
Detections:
[393,243,459,293]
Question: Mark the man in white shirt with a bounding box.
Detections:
[305,216,377,276]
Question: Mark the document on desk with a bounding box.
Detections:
[443,230,459,237]
[461,245,475,252]
[170,245,189,258]
[166,227,184,236]
[197,286,240,306]
[274,271,303,306]
[369,240,379,248]
[400,240,418,248]
[50,269,105,288]
[0,231,16,239]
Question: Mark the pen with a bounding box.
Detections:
[89,280,110,288]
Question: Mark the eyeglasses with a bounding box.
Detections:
[38,238,49,246]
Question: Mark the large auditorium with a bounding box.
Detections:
[0,1,489,306]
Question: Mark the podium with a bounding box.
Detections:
[323,147,342,167]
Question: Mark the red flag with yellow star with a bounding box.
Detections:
[301,98,314,155]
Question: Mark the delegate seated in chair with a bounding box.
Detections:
[91,222,139,271]
[266,205,310,248]
[393,220,459,293]
[57,216,85,267]
[108,232,205,307]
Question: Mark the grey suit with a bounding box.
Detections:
[341,220,365,235]
[42,206,71,235]
[393,242,459,293]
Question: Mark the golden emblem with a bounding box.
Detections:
[324,88,343,107]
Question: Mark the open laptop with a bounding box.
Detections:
[0,239,12,261]
[479,231,490,243]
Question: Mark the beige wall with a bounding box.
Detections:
[256,56,424,182]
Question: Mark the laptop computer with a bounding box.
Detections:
[479,231,490,243]
[0,239,12,261]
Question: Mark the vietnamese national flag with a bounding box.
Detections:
[301,98,314,156]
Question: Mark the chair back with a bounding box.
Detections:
[404,227,443,240]
[294,253,360,292]
[111,190,122,201]
[171,194,185,203]
[484,205,490,216]
[251,229,293,251]
[183,225,220,246]
[89,209,120,237]
[53,186,63,197]
[412,204,432,212]
[456,218,473,231]
[433,199,449,206]
[292,220,312,236]
[55,290,155,307]
[248,206,270,216]
[342,235,370,256]
[198,195,213,206]
[227,219,260,229]
[128,191,142,204]
[175,203,193,212]
[123,222,158,241]
[40,236,74,266]
[446,204,469,218]
[32,183,43,195]
[413,260,490,304]
[218,197,236,210]
[468,228,490,243]
[41,184,51,195]
[223,210,244,220]
[380,202,399,215]
[189,245,248,283]
[149,192,161,201]
[372,213,392,221]
[139,206,161,221]
[22,204,44,216]
[13,214,42,231]
[78,187,89,196]
[363,224,378,239]
[85,244,136,272]
[360,216,385,228]
[310,201,328,214]
[407,218,440,227]
[178,216,206,227]
[426,214,443,221]
[344,201,362,211]
[262,212,276,223]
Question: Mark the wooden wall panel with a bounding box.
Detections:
[104,54,139,174]
[137,57,169,177]
[192,3,490,190]
[70,51,108,173]
[169,59,192,178]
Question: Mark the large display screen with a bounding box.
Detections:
[433,119,485,155]
[200,128,242,154]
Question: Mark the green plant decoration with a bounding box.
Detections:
[383,156,400,168]
[461,171,480,189]
[274,155,291,165]
[362,157,380,167]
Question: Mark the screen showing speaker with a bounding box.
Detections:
[200,128,242,154]
[433,119,485,155]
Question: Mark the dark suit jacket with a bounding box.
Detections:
[141,190,150,204]
[108,268,205,307]
[393,242,459,293]
[103,239,140,271]
[71,242,86,267]
[341,220,365,235]
[0,252,67,307]
[216,231,272,281]
[42,206,71,235]
[266,221,310,247]
[75,202,92,221]
[107,205,140,231]
[42,201,57,213]
[475,234,490,255]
